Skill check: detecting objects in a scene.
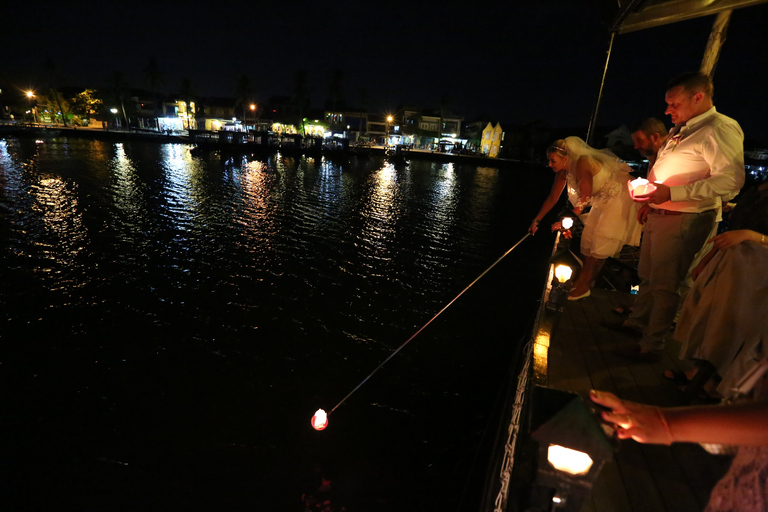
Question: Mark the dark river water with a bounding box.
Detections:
[0,137,554,511]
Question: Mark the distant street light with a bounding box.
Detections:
[110,108,119,130]
[26,90,38,124]
[250,103,256,131]
[386,115,393,146]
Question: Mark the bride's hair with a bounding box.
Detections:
[547,139,568,156]
[549,136,631,177]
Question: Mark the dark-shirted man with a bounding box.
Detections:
[631,117,669,171]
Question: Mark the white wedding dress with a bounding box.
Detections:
[563,136,642,259]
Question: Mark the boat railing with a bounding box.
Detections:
[491,232,566,512]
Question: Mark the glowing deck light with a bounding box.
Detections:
[547,444,594,475]
[311,409,328,430]
[561,217,574,230]
[628,177,657,200]
[554,264,573,283]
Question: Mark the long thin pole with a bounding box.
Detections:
[329,232,532,414]
[586,31,616,147]
[700,10,732,78]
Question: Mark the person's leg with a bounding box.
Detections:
[569,255,601,298]
[590,258,606,288]
[639,211,717,353]
[624,229,653,331]
[676,219,719,321]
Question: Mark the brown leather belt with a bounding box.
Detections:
[649,208,683,216]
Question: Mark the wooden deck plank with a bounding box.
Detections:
[586,459,633,512]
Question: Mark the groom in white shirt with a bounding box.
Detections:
[615,71,745,362]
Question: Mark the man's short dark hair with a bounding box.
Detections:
[632,117,667,137]
[667,71,714,98]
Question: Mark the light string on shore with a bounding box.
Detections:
[311,232,532,430]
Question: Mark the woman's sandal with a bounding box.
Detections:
[663,369,690,385]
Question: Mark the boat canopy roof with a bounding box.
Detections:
[609,0,768,33]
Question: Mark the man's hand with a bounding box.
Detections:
[634,182,671,204]
[637,203,651,225]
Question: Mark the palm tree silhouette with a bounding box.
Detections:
[107,71,130,129]
[143,57,164,130]
[291,70,311,136]
[234,75,254,131]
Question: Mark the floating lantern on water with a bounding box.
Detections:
[311,409,328,430]
[628,178,657,201]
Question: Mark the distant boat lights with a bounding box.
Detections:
[311,409,328,430]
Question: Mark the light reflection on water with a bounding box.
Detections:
[0,137,550,511]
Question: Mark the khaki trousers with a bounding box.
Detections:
[628,209,717,352]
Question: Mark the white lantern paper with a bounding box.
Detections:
[311,409,328,430]
[628,178,657,200]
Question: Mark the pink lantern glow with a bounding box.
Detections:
[628,178,657,201]
[311,409,328,431]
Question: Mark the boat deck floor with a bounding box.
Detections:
[545,287,732,512]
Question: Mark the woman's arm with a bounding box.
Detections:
[711,229,767,251]
[591,389,768,446]
[529,172,567,234]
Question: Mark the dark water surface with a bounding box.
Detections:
[0,137,554,511]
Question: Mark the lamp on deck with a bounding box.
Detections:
[546,248,583,311]
[528,386,616,512]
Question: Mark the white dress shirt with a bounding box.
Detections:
[649,106,745,213]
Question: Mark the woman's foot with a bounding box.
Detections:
[663,369,692,384]
[567,288,591,301]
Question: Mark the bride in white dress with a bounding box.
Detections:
[529,136,642,300]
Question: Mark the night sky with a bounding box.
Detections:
[2,1,768,142]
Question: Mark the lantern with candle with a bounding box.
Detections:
[528,386,615,512]
[546,248,583,311]
[554,265,573,284]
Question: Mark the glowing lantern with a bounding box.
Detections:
[561,217,574,230]
[547,444,594,475]
[628,178,657,201]
[311,409,328,430]
[554,265,573,283]
[529,386,615,512]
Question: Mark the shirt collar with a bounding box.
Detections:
[681,106,717,129]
